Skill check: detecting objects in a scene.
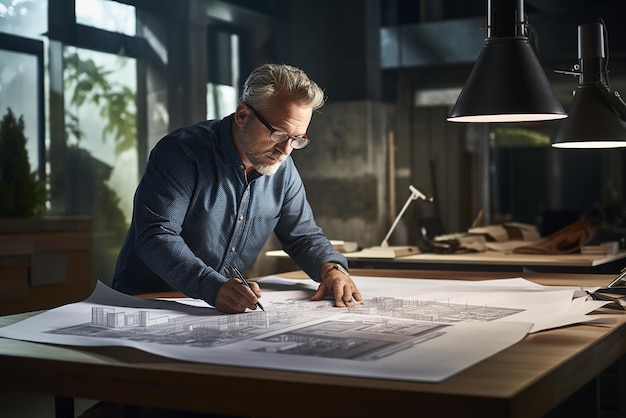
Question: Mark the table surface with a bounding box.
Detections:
[381,250,626,266]
[266,249,626,266]
[1,269,625,418]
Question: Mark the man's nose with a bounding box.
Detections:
[275,139,293,154]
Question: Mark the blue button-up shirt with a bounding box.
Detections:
[112,114,346,306]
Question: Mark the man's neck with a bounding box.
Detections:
[230,118,255,176]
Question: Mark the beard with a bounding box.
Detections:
[248,150,286,175]
[239,127,287,175]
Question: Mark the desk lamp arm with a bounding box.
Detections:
[380,185,433,247]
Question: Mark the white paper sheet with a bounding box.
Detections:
[0,276,608,383]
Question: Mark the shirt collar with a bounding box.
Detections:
[219,113,244,166]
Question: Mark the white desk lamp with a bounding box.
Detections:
[381,185,433,247]
[357,185,433,258]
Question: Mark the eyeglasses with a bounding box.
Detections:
[247,104,310,150]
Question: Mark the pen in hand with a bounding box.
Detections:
[232,267,265,312]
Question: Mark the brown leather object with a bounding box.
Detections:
[512,217,599,255]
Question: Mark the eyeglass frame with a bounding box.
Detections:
[245,104,311,150]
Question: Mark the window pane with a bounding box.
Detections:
[76,0,136,36]
[64,46,138,222]
[63,46,138,281]
[0,49,40,176]
[0,0,47,38]
[206,33,239,119]
[207,83,237,120]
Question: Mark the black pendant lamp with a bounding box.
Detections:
[447,0,566,123]
[552,21,626,148]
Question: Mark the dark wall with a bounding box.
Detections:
[275,0,382,102]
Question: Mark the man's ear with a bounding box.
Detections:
[234,103,248,126]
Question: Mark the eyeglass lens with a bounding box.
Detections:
[270,131,309,149]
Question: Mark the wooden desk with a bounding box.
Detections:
[1,269,625,418]
[343,250,626,274]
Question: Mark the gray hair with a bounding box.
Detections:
[241,63,326,111]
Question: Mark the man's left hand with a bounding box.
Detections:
[311,263,362,307]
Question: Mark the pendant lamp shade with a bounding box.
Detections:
[552,84,626,148]
[552,22,626,148]
[447,0,566,123]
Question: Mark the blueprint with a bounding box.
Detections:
[0,276,608,382]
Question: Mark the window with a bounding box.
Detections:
[0,1,46,182]
[75,0,136,36]
[206,31,239,120]
[0,0,47,38]
[0,49,41,178]
[63,46,138,223]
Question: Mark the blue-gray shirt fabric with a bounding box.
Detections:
[112,114,347,306]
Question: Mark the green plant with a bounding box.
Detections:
[0,107,45,218]
[61,50,135,230]
[63,51,136,155]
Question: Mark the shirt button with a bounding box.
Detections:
[231,247,236,252]
[240,164,245,170]
[239,215,244,220]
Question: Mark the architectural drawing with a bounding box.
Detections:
[7,278,599,382]
[48,296,523,361]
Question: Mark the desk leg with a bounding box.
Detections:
[54,396,74,418]
[124,404,141,418]
[598,356,626,416]
[621,357,626,415]
[546,376,599,417]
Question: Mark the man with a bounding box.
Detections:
[112,63,362,313]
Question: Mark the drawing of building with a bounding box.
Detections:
[91,307,169,328]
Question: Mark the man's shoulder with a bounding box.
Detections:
[168,118,222,140]
[157,117,229,150]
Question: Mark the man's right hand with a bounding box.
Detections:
[215,277,262,313]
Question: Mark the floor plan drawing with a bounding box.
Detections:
[47,296,523,361]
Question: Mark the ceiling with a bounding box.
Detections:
[381,0,626,99]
